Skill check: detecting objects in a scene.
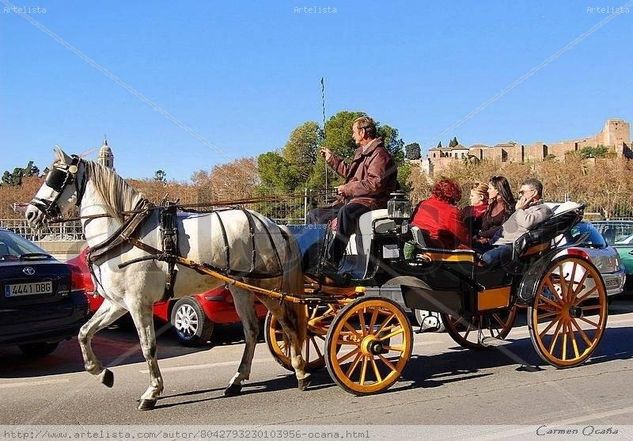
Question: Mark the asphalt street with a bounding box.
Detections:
[2,300,633,427]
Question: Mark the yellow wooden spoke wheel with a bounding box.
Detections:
[528,256,608,368]
[265,304,339,372]
[442,306,517,350]
[324,297,413,395]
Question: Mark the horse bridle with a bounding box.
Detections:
[30,155,87,219]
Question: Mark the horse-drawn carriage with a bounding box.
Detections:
[25,149,608,408]
[265,197,608,395]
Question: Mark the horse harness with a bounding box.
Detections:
[87,201,287,301]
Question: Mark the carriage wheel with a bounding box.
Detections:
[265,304,338,372]
[442,305,517,350]
[324,297,413,395]
[528,256,607,368]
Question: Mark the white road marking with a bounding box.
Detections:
[0,378,70,389]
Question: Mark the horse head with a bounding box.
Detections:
[25,147,87,229]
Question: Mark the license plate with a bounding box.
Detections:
[5,281,53,297]
[605,278,620,289]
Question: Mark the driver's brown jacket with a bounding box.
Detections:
[326,137,397,210]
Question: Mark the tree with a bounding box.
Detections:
[0,161,41,186]
[405,143,421,160]
[437,141,442,148]
[154,170,167,183]
[449,137,459,148]
[257,152,299,193]
[282,121,320,185]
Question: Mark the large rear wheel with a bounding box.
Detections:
[324,297,413,395]
[528,256,608,368]
[442,306,517,350]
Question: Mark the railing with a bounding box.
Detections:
[0,219,84,241]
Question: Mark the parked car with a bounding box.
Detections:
[0,229,89,356]
[592,220,633,293]
[67,249,268,346]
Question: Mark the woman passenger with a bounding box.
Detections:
[461,182,489,237]
[474,175,515,249]
[411,178,470,249]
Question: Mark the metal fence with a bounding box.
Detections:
[4,190,630,242]
[0,219,85,241]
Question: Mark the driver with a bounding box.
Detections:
[481,178,553,266]
[308,115,397,275]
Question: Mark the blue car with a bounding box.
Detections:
[0,229,89,356]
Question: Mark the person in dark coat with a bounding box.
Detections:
[473,175,515,251]
[410,179,470,249]
[308,115,397,271]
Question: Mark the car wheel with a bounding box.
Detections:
[413,309,445,332]
[18,342,59,357]
[171,297,214,346]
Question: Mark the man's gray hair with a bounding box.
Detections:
[522,178,544,198]
[353,116,377,138]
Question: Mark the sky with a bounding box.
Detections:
[1,0,632,181]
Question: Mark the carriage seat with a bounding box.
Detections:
[511,202,584,260]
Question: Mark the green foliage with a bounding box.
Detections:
[405,143,421,160]
[437,141,442,148]
[256,151,300,192]
[449,137,459,148]
[0,161,40,186]
[397,162,412,192]
[579,145,609,159]
[282,121,320,184]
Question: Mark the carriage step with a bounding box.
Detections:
[479,336,510,347]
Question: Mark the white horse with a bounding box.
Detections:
[26,148,309,410]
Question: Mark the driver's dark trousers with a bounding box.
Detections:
[309,203,371,268]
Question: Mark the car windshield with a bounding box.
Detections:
[592,222,633,246]
[0,230,51,260]
[562,222,607,249]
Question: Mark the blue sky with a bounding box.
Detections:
[1,0,632,181]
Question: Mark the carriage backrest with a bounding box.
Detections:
[512,202,584,259]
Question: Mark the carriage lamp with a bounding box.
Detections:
[387,192,412,220]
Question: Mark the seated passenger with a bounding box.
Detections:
[481,178,554,266]
[474,175,515,250]
[461,182,489,237]
[411,179,470,249]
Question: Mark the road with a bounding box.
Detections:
[1,300,633,428]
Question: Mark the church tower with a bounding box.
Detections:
[98,138,114,169]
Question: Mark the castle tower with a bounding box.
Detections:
[98,138,114,169]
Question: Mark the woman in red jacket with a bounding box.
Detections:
[411,179,470,249]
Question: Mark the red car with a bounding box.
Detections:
[67,249,267,346]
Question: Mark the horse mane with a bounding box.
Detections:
[83,160,144,222]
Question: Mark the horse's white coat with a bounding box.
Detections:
[25,148,308,409]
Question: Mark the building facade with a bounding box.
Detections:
[418,119,631,175]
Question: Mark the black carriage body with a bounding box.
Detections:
[340,203,587,318]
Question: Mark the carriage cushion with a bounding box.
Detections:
[346,209,394,255]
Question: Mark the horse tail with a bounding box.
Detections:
[278,225,307,345]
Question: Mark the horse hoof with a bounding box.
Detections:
[298,376,311,391]
[137,399,157,411]
[101,369,114,388]
[224,384,242,397]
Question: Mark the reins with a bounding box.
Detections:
[46,192,329,224]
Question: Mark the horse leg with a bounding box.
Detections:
[259,299,310,390]
[224,286,259,397]
[77,298,127,387]
[128,303,163,411]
